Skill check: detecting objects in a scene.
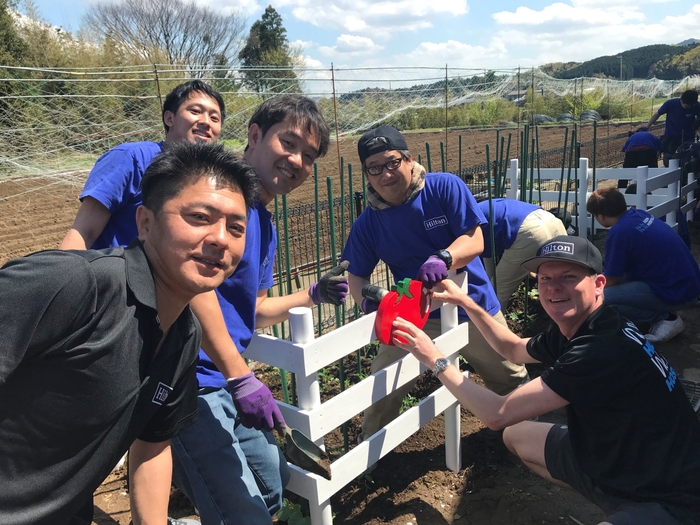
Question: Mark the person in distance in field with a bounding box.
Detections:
[645,89,700,167]
[393,235,700,525]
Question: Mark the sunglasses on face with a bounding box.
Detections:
[364,157,403,176]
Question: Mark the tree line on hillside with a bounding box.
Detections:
[540,43,700,80]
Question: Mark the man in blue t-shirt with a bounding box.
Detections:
[478,198,565,307]
[60,79,226,251]
[646,89,700,167]
[169,96,348,525]
[587,187,700,343]
[392,236,700,525]
[341,126,528,447]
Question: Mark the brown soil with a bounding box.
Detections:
[0,122,639,267]
[5,122,691,525]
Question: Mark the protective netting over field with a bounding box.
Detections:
[0,63,698,178]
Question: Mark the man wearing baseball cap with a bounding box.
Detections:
[392,235,700,525]
[341,125,528,448]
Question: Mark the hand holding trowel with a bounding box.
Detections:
[227,372,332,480]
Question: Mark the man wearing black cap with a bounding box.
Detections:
[341,125,528,445]
[392,235,700,525]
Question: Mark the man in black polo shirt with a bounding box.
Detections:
[0,142,259,525]
[392,236,700,525]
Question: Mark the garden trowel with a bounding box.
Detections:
[276,424,332,480]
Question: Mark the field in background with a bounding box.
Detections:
[0,122,638,267]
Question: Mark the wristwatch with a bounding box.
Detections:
[434,249,452,270]
[432,357,450,377]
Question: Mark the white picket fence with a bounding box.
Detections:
[244,272,469,525]
[505,158,698,233]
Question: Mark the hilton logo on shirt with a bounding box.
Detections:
[424,215,448,230]
[152,382,173,405]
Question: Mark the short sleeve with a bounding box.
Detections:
[0,252,96,384]
[526,324,565,366]
[80,148,139,214]
[342,215,380,278]
[441,176,485,238]
[260,224,277,291]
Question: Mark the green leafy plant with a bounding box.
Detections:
[276,498,311,525]
[400,393,420,413]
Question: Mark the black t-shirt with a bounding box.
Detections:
[0,243,200,525]
[527,305,700,523]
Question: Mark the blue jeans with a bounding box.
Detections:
[603,281,674,326]
[171,387,290,525]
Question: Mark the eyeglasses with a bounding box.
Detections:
[364,157,403,176]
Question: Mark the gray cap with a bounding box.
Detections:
[521,235,603,274]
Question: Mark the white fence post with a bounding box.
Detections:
[577,158,589,237]
[441,271,463,474]
[507,159,518,200]
[289,307,333,525]
[636,165,649,210]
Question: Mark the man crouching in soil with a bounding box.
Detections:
[0,141,258,525]
[392,235,700,525]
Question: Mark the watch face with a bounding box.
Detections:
[436,250,452,269]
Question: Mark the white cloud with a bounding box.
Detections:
[197,0,261,16]
[318,34,384,58]
[493,3,644,26]
[280,0,467,35]
[486,2,700,65]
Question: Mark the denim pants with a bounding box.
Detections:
[603,281,675,326]
[171,387,290,525]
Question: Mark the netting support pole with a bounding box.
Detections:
[331,64,343,180]
[445,63,448,171]
[153,64,163,113]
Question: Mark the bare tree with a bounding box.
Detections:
[83,0,246,72]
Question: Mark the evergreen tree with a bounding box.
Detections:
[239,5,299,94]
[0,0,27,66]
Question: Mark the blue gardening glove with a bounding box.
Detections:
[417,255,448,289]
[361,297,380,314]
[227,372,285,431]
[309,260,350,306]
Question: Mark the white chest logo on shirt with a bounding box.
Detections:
[152,382,173,405]
[424,215,448,230]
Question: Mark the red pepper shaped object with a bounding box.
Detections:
[375,278,431,345]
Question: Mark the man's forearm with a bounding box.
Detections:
[129,439,172,525]
[445,227,484,268]
[255,289,315,328]
[646,113,660,130]
[190,291,250,378]
[456,294,530,363]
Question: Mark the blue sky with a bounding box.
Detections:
[28,0,700,70]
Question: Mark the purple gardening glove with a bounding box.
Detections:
[309,260,350,306]
[227,372,285,431]
[417,255,448,289]
[361,298,380,314]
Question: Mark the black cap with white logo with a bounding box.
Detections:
[358,126,409,164]
[521,235,603,274]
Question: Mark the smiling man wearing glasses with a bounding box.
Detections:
[341,126,528,456]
